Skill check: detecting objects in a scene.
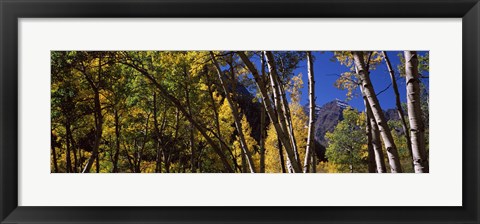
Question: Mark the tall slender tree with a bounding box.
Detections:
[362,89,387,173]
[404,51,429,173]
[259,55,267,173]
[264,51,301,169]
[365,107,376,173]
[303,51,316,173]
[382,51,414,171]
[352,51,402,173]
[78,52,105,173]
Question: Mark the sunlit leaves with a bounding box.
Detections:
[332,51,383,101]
[325,108,368,173]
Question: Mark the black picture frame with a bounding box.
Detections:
[1,0,479,223]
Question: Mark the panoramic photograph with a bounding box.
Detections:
[51,51,429,173]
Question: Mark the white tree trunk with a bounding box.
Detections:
[404,51,429,173]
[303,51,316,173]
[365,107,377,173]
[264,51,302,170]
[353,51,402,173]
[361,85,387,173]
[237,51,302,173]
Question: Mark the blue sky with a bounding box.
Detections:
[291,51,429,111]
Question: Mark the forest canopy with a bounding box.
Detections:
[51,51,429,173]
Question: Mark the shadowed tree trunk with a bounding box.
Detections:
[311,150,317,173]
[96,147,100,173]
[259,55,266,173]
[112,109,121,173]
[51,132,59,173]
[82,53,104,173]
[164,109,181,173]
[154,93,169,173]
[259,104,266,173]
[137,114,150,173]
[304,51,316,173]
[352,51,402,173]
[277,138,287,173]
[69,130,78,172]
[404,51,429,173]
[382,51,414,171]
[65,121,72,173]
